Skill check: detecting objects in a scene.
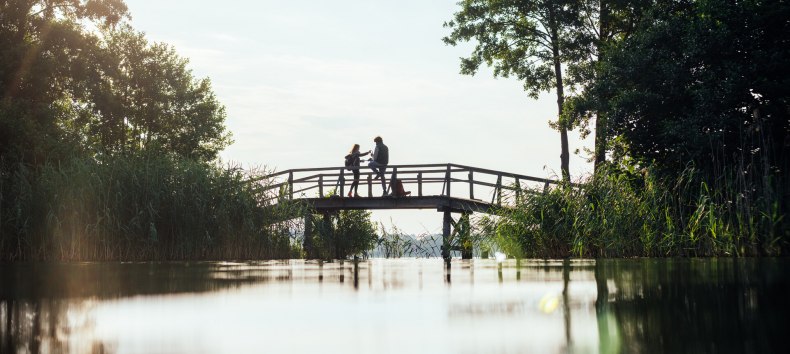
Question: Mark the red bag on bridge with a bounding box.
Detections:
[393,179,411,197]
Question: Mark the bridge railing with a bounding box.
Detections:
[254,163,564,207]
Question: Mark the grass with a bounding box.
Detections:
[492,164,788,258]
[0,153,302,261]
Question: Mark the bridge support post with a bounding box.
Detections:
[442,210,451,262]
[339,169,345,197]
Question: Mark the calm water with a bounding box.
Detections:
[1,258,788,354]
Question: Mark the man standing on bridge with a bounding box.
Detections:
[368,136,389,195]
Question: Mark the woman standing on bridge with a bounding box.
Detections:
[347,144,371,197]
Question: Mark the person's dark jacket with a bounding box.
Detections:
[373,143,389,165]
[350,151,369,167]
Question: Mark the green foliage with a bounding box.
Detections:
[335,209,378,258]
[80,26,231,160]
[444,0,588,181]
[561,0,651,164]
[376,225,413,258]
[0,153,301,261]
[443,0,584,98]
[493,164,788,258]
[374,225,451,258]
[0,1,126,163]
[591,0,789,175]
[305,201,378,260]
[500,0,789,259]
[0,1,250,261]
[1,0,230,163]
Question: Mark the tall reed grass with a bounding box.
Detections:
[494,164,787,258]
[373,225,443,258]
[0,153,302,261]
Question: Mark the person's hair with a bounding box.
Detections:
[350,144,360,154]
[374,136,382,143]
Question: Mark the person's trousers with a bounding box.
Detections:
[368,161,387,191]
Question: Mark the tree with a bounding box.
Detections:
[561,0,649,172]
[0,0,231,163]
[0,0,129,163]
[444,0,586,182]
[307,209,378,259]
[85,26,231,160]
[598,0,789,175]
[335,210,378,258]
[595,0,789,251]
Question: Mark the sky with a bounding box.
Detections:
[122,0,594,234]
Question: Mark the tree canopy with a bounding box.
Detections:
[446,0,788,183]
[0,0,231,164]
[596,0,789,176]
[444,0,587,181]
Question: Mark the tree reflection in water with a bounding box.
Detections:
[594,259,790,354]
[2,299,111,354]
[1,261,295,354]
[1,259,787,353]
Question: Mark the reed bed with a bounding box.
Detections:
[0,154,302,261]
[493,165,788,258]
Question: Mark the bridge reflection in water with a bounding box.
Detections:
[258,163,564,260]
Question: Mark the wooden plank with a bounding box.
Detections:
[442,210,451,260]
[448,163,560,184]
[445,165,451,197]
[496,175,502,205]
[258,163,568,187]
[468,170,474,200]
[339,168,345,197]
[367,174,372,197]
[394,177,447,183]
[257,175,448,194]
[417,172,422,197]
[291,185,318,196]
[288,171,293,200]
[263,163,449,176]
[284,168,466,180]
[515,178,521,203]
[395,177,511,188]
[304,195,495,213]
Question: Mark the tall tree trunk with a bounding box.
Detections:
[594,114,607,171]
[550,7,570,182]
[594,0,610,172]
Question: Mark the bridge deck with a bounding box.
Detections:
[305,195,496,213]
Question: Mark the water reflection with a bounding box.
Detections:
[594,258,790,354]
[1,258,788,353]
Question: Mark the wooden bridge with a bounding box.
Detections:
[258,163,562,259]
